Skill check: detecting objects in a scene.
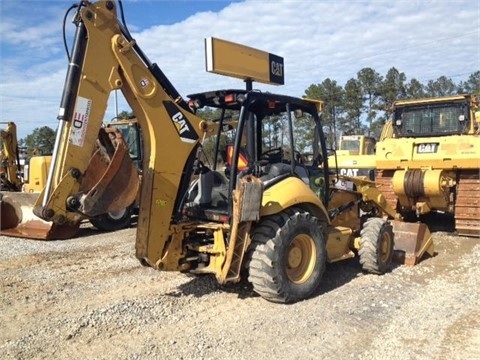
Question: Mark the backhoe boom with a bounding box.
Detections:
[32,1,207,257]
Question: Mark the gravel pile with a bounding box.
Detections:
[1,225,479,360]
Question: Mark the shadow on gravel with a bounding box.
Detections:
[72,215,139,239]
[173,274,258,300]
[312,258,364,298]
[75,227,109,238]
[173,258,377,302]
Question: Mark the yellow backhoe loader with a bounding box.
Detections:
[0,121,56,194]
[1,0,433,302]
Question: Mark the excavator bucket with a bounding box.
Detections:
[0,128,139,240]
[77,127,139,217]
[391,220,435,266]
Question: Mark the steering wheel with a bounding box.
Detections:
[260,147,284,163]
[261,147,305,164]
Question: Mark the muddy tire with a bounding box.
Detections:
[247,207,326,303]
[359,217,394,274]
[90,206,133,232]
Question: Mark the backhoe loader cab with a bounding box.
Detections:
[176,89,431,303]
[184,89,329,200]
[185,89,328,202]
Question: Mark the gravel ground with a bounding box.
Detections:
[1,220,479,360]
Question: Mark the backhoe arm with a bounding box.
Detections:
[35,1,208,258]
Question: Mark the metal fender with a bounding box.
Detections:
[260,177,330,221]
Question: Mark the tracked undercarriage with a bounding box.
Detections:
[455,170,480,237]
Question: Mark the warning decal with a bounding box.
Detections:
[70,96,92,147]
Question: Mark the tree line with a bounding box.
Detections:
[303,68,479,148]
[6,68,479,156]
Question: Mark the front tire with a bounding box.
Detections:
[359,217,394,274]
[90,205,134,232]
[247,207,326,303]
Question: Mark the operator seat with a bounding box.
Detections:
[260,162,310,188]
[194,168,214,206]
[188,168,229,209]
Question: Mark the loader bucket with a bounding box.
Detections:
[0,128,139,240]
[0,192,79,240]
[391,220,434,266]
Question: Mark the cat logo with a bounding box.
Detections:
[164,101,198,143]
[268,53,284,85]
[340,168,359,177]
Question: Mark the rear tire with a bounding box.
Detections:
[359,217,394,274]
[90,205,133,231]
[247,207,326,303]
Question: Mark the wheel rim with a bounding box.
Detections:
[286,234,316,284]
[379,231,392,263]
[107,208,127,220]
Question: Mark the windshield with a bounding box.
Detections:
[340,139,360,153]
[111,124,140,160]
[394,101,469,137]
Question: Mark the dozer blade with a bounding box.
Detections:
[391,220,434,266]
[0,192,79,240]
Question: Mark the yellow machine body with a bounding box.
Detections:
[23,155,52,193]
[376,94,480,236]
[0,122,23,191]
[328,134,377,180]
[327,121,394,181]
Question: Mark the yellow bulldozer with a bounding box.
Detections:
[375,94,480,237]
[1,0,433,303]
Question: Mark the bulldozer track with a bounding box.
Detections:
[375,169,398,211]
[455,170,480,237]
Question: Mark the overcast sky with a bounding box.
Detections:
[1,0,479,139]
